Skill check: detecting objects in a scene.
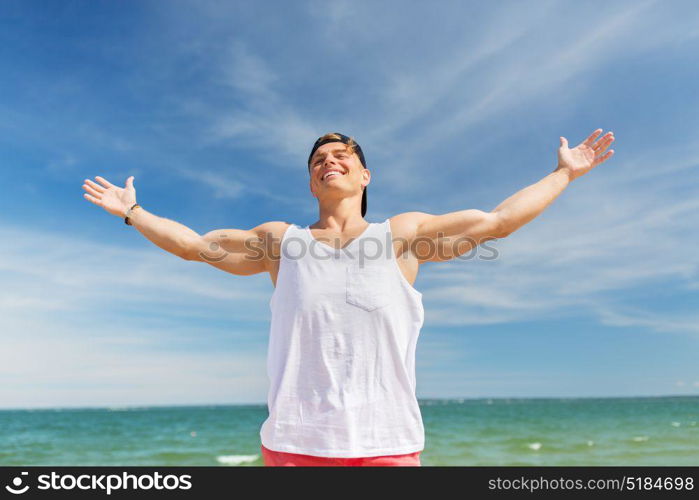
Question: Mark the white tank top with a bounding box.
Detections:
[259,218,425,458]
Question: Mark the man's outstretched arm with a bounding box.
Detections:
[82,175,197,260]
[493,129,614,236]
[408,129,615,263]
[82,175,278,276]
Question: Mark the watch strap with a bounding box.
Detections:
[124,203,141,225]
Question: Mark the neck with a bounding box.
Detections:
[312,198,365,230]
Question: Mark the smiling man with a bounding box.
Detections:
[82,129,614,466]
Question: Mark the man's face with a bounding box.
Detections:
[308,142,369,199]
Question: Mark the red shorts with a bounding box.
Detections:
[260,444,421,467]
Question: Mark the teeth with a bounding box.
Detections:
[323,171,343,181]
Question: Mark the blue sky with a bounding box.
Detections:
[1,0,698,408]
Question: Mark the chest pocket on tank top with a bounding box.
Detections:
[345,263,391,312]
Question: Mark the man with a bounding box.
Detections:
[82,129,615,466]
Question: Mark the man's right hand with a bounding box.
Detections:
[82,175,137,217]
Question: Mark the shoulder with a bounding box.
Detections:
[252,221,294,254]
[388,211,434,239]
[252,221,293,239]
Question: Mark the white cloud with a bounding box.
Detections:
[595,307,699,336]
[4,0,699,406]
[173,166,246,200]
[0,221,275,407]
[415,142,699,335]
[367,1,668,184]
[202,40,319,167]
[0,320,268,409]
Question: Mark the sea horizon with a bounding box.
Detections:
[1,393,695,412]
[2,395,696,466]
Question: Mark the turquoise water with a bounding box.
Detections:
[1,397,697,466]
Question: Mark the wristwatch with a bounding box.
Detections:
[124,203,141,225]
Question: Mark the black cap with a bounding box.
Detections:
[307,133,367,217]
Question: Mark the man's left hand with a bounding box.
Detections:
[556,128,615,181]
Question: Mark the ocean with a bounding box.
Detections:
[1,396,697,466]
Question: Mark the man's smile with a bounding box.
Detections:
[321,169,345,181]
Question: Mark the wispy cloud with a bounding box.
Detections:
[203,40,319,166]
[366,0,669,189]
[0,221,273,408]
[2,0,698,404]
[594,306,699,336]
[0,221,277,333]
[417,148,699,335]
[0,318,268,408]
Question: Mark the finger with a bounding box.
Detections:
[94,176,116,189]
[593,131,614,146]
[582,128,603,147]
[559,137,568,148]
[126,175,134,189]
[83,183,102,198]
[593,134,615,153]
[84,178,106,193]
[593,149,614,166]
[594,137,614,158]
[83,193,101,205]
